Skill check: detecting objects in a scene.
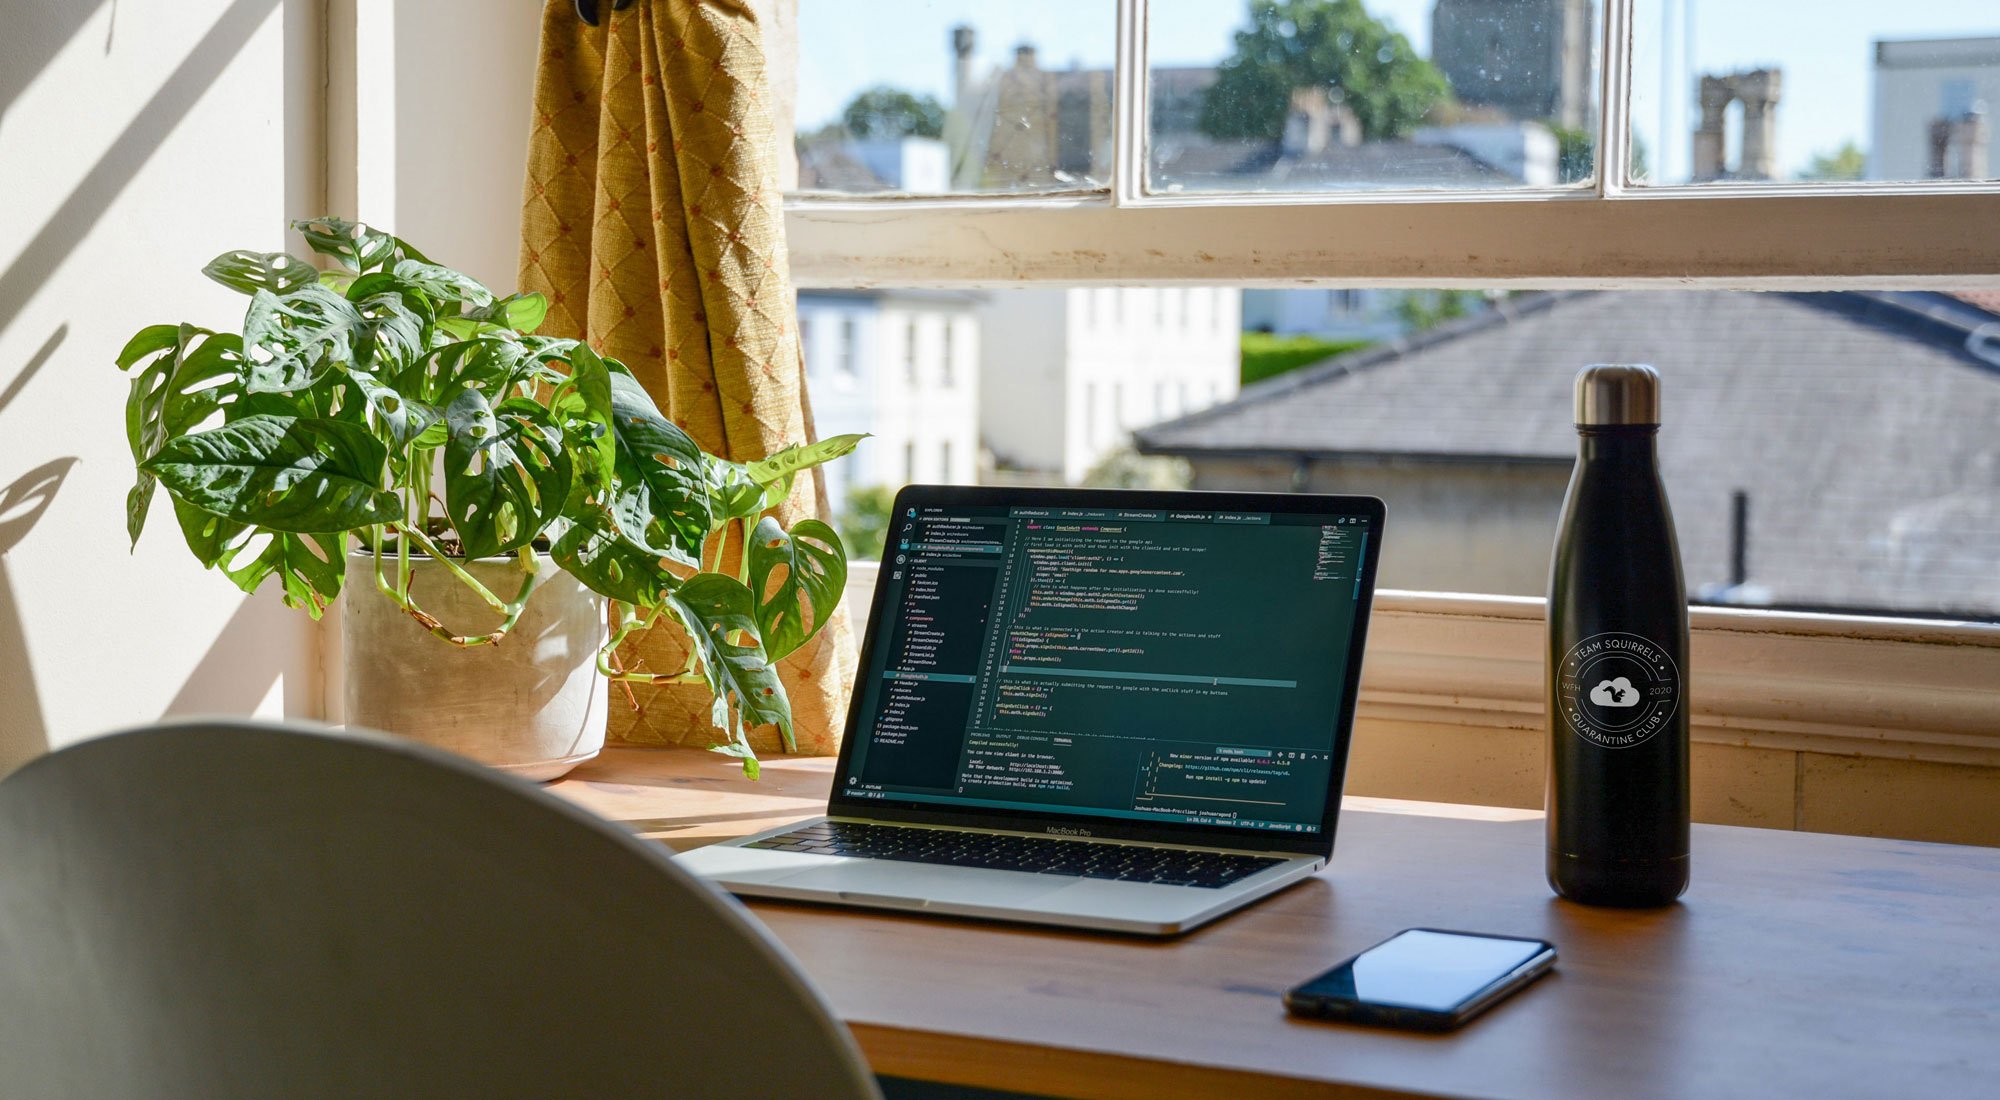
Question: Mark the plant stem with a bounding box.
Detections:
[392,522,509,613]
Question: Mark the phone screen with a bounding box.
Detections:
[1292,929,1550,1013]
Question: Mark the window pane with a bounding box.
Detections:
[1631,1,2000,185]
[1148,1,1601,193]
[805,284,2000,621]
[793,1,1115,195]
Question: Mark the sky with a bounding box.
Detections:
[795,0,2000,182]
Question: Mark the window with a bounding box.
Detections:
[940,440,953,478]
[839,316,857,376]
[941,320,955,386]
[904,319,920,383]
[785,1,2000,754]
[904,441,917,483]
[793,2,1114,195]
[783,2,2000,284]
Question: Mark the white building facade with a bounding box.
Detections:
[979,288,1241,484]
[1871,36,1998,181]
[798,290,982,516]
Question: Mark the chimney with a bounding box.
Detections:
[1281,87,1360,156]
[1735,69,1781,180]
[951,25,975,105]
[1693,76,1731,181]
[1014,44,1038,71]
[1691,68,1782,182]
[1929,102,1991,179]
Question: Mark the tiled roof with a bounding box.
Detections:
[1150,136,1520,190]
[1137,291,2000,616]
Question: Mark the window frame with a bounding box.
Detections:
[783,0,2000,756]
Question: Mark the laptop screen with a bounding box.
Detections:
[830,488,1383,846]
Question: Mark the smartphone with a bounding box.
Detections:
[1284,928,1556,1032]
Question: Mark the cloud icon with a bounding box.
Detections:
[1590,677,1640,708]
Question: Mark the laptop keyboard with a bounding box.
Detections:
[741,820,1286,889]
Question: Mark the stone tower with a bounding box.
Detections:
[1692,69,1782,181]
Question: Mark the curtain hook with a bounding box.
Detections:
[574,0,637,27]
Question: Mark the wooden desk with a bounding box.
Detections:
[550,745,2000,1100]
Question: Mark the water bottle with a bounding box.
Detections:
[1546,363,1690,907]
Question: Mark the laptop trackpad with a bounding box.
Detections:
[781,861,1073,907]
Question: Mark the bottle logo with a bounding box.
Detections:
[1557,632,1682,749]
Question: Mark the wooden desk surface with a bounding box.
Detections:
[550,745,2000,1100]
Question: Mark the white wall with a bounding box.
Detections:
[1063,287,1240,482]
[0,0,323,772]
[975,287,1071,474]
[801,293,980,516]
[1871,41,2000,181]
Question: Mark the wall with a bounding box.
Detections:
[1870,39,2000,182]
[975,287,1071,475]
[0,0,324,773]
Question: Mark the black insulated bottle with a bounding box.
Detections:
[1546,363,1690,907]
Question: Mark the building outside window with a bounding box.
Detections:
[787,0,2000,764]
[798,291,981,518]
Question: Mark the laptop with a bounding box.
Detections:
[679,485,1385,935]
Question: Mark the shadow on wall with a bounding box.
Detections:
[161,586,315,722]
[0,457,78,776]
[0,1,109,126]
[0,0,279,338]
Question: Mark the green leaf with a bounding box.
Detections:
[668,573,793,749]
[708,435,870,527]
[557,343,617,493]
[744,433,868,489]
[550,511,679,606]
[168,498,346,618]
[443,389,572,558]
[607,371,708,564]
[202,250,319,296]
[171,495,249,567]
[143,414,399,533]
[121,326,249,547]
[437,292,549,339]
[291,216,428,273]
[344,276,432,374]
[391,258,494,307]
[116,324,182,371]
[706,459,774,525]
[708,741,761,780]
[746,517,847,662]
[241,285,364,393]
[348,369,440,451]
[413,337,567,406]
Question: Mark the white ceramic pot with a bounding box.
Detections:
[343,552,607,781]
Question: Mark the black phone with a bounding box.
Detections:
[1284,928,1557,1032]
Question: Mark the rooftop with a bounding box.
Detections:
[1138,291,2000,616]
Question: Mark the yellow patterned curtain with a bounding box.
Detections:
[518,0,852,755]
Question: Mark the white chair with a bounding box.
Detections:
[0,719,880,1100]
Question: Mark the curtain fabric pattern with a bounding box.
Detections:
[519,0,851,755]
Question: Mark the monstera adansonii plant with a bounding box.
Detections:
[118,217,860,774]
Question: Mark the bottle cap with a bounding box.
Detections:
[1574,363,1660,426]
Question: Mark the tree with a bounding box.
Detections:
[1800,141,1866,181]
[1198,0,1450,143]
[836,485,895,561]
[1394,289,1477,333]
[839,86,946,141]
[1551,128,1648,186]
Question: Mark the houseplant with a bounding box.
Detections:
[118,217,858,777]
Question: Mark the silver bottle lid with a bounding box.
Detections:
[1574,363,1660,426]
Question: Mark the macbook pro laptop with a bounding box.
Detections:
[679,485,1385,935]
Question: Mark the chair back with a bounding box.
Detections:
[0,719,880,1100]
